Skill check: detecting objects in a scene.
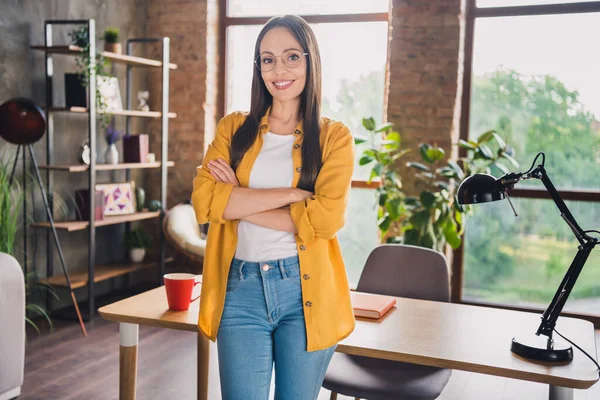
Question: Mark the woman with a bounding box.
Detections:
[191,15,356,400]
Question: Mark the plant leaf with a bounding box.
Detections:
[477,144,494,160]
[403,229,420,246]
[494,162,510,174]
[492,132,506,149]
[354,136,368,145]
[409,210,430,231]
[443,220,462,249]
[477,130,496,144]
[501,152,519,168]
[386,197,402,220]
[458,139,476,150]
[25,317,40,334]
[378,192,388,207]
[420,191,436,209]
[406,162,429,171]
[405,197,420,206]
[377,214,391,232]
[435,181,449,191]
[375,122,394,132]
[447,160,465,180]
[359,155,374,165]
[426,147,445,163]
[362,117,376,131]
[386,236,403,244]
[419,144,432,163]
[386,131,401,144]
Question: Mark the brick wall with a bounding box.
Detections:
[387,0,465,179]
[146,0,220,208]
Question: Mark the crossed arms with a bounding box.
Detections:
[191,116,355,243]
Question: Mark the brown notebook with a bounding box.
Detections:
[351,291,397,319]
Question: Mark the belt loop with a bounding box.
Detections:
[278,259,288,280]
[238,261,246,280]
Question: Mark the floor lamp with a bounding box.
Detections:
[0,97,87,337]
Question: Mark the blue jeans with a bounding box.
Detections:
[217,255,337,400]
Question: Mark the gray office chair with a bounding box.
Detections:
[323,244,452,400]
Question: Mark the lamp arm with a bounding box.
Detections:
[527,165,598,342]
[533,165,588,243]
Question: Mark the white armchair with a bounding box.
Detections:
[0,252,25,400]
[163,202,207,263]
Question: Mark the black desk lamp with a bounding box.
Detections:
[457,152,598,363]
[0,98,87,337]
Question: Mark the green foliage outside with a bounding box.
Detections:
[323,66,600,308]
[466,67,600,307]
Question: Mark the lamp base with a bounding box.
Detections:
[511,335,573,362]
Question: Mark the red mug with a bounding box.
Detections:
[164,273,201,311]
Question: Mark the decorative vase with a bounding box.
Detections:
[129,248,145,263]
[104,42,122,54]
[104,143,119,164]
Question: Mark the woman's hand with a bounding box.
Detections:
[291,188,314,202]
[207,158,240,186]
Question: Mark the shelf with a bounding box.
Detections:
[47,106,176,119]
[31,211,161,232]
[38,161,175,172]
[40,256,175,289]
[30,45,177,69]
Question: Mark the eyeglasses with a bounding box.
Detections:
[255,50,308,72]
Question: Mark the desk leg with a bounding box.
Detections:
[119,323,139,400]
[197,333,209,400]
[549,385,573,400]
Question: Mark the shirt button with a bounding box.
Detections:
[305,301,312,307]
[303,274,310,280]
[261,264,269,271]
[300,245,306,251]
[296,167,302,172]
[294,144,300,149]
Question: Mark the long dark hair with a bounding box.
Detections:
[229,15,323,192]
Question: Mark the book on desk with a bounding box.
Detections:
[351,291,397,319]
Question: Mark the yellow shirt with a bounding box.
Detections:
[191,108,356,352]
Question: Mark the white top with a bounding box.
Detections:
[234,131,299,262]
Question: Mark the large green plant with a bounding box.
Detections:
[357,119,519,252]
[1,154,56,333]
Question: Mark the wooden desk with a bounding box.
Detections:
[98,285,598,400]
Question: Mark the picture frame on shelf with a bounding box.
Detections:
[96,181,137,216]
[97,76,123,112]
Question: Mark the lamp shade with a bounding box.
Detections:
[0,98,46,145]
[457,173,505,205]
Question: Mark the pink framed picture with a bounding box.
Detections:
[96,181,137,216]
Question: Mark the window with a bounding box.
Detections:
[222,1,390,286]
[461,1,600,319]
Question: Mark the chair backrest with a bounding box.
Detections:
[355,244,450,303]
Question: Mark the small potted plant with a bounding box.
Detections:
[104,126,123,164]
[124,228,151,263]
[103,27,121,54]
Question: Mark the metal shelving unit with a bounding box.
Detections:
[31,19,175,320]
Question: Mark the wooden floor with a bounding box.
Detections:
[19,316,600,400]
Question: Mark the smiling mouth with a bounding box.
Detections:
[273,80,294,90]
